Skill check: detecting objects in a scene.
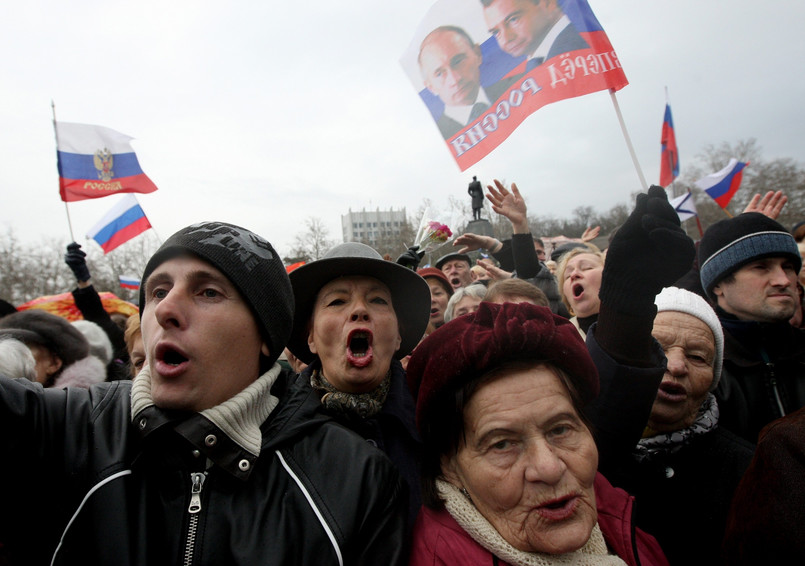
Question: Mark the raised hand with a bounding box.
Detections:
[743,190,787,219]
[64,242,91,283]
[453,233,501,254]
[581,225,601,242]
[476,258,512,281]
[485,180,528,233]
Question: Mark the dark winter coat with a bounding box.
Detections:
[587,327,755,565]
[716,309,805,443]
[302,358,422,532]
[0,371,408,566]
[493,233,569,317]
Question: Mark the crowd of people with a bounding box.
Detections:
[0,181,803,565]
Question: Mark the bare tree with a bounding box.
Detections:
[287,217,334,263]
[83,233,161,303]
[674,138,805,236]
[0,230,157,306]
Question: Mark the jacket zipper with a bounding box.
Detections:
[760,350,787,418]
[183,471,207,566]
[768,371,786,418]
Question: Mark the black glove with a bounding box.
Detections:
[396,246,425,271]
[599,185,695,316]
[65,242,91,282]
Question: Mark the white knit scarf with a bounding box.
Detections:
[131,363,281,457]
[437,479,626,566]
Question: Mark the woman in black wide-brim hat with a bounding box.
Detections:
[287,242,431,533]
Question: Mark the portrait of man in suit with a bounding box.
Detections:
[418,26,514,140]
[481,0,588,71]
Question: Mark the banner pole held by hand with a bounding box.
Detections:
[609,89,648,191]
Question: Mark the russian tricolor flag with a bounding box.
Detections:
[659,103,679,187]
[56,121,158,202]
[87,194,152,253]
[119,275,141,290]
[694,158,749,208]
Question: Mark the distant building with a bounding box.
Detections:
[341,207,408,247]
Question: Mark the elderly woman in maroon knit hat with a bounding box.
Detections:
[406,302,669,566]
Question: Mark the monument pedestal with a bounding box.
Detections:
[466,218,494,238]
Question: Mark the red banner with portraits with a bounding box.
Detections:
[401,0,627,171]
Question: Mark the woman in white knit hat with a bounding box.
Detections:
[604,286,756,565]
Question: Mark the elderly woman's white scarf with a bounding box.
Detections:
[437,479,626,566]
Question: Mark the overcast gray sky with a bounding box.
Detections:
[1,0,803,258]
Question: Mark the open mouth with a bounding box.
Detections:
[347,329,374,367]
[544,499,566,510]
[162,348,188,366]
[572,283,584,299]
[536,495,578,521]
[451,277,461,287]
[349,331,371,357]
[657,381,686,402]
[154,343,190,375]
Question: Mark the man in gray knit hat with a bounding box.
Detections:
[0,221,407,565]
[698,211,805,443]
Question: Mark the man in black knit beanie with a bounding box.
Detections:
[697,212,805,443]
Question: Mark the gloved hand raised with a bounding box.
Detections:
[65,242,91,283]
[396,245,425,271]
[599,185,695,315]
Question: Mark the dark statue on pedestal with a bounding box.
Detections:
[468,176,484,220]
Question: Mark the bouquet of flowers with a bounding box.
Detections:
[413,219,454,254]
[396,209,455,270]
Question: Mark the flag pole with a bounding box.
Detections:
[51,101,76,242]
[689,190,704,238]
[609,89,648,190]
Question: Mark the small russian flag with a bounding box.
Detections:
[659,103,679,187]
[87,194,152,254]
[694,158,749,209]
[119,275,141,290]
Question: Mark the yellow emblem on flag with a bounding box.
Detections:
[93,148,114,181]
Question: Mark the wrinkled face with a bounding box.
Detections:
[308,276,402,394]
[420,30,483,107]
[427,278,450,327]
[441,259,475,290]
[713,257,798,323]
[454,294,484,318]
[483,0,561,58]
[561,253,603,318]
[443,364,598,554]
[649,312,716,433]
[141,255,268,412]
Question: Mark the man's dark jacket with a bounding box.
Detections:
[0,372,407,565]
[716,309,805,443]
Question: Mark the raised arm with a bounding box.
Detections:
[587,185,696,468]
